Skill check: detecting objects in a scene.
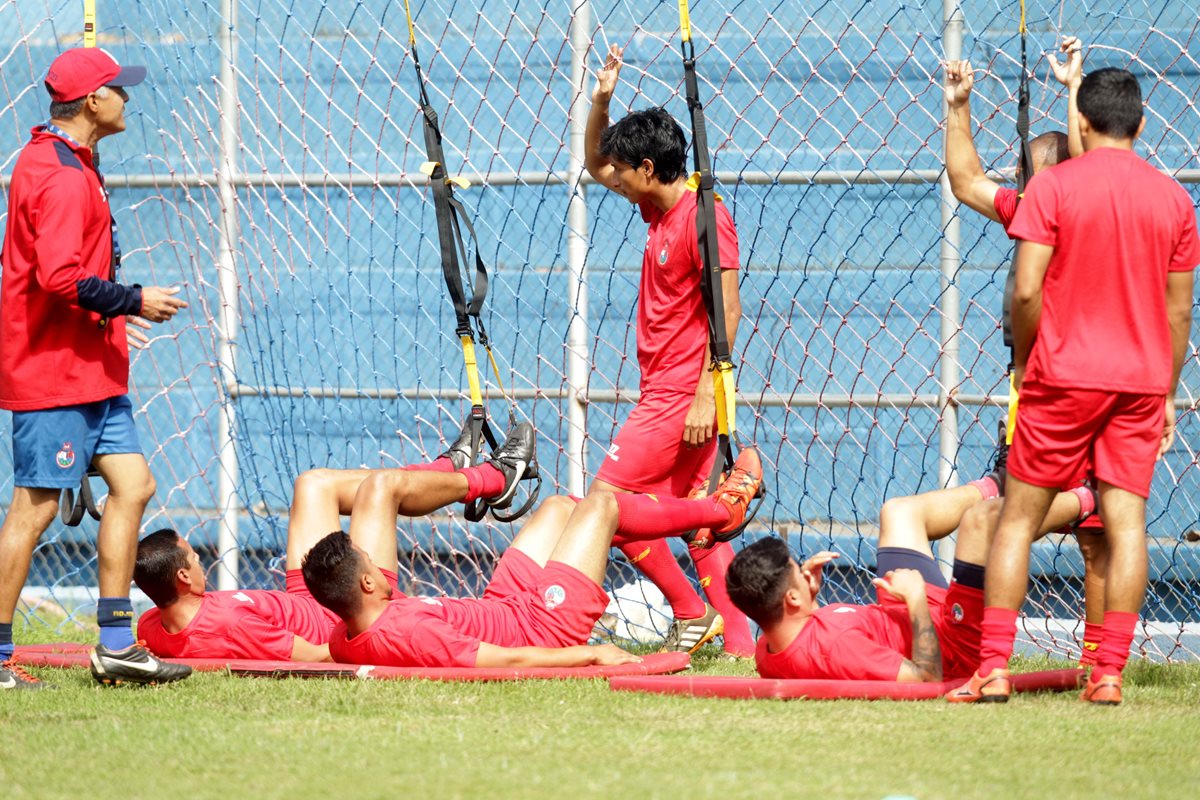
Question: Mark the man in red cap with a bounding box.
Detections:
[0,48,191,689]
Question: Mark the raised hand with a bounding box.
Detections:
[944,59,975,108]
[594,44,624,101]
[1049,35,1084,88]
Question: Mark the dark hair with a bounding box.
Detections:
[1030,131,1070,171]
[726,537,793,627]
[598,107,688,183]
[301,531,365,620]
[1077,68,1143,139]
[48,96,86,121]
[133,529,190,608]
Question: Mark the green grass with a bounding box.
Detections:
[4,623,1199,800]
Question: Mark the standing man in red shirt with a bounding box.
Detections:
[0,49,190,688]
[944,39,1112,665]
[951,68,1200,705]
[583,44,754,656]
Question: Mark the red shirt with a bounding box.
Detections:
[1,127,130,410]
[1008,148,1200,394]
[330,593,542,668]
[755,601,910,681]
[994,186,1018,231]
[137,589,339,661]
[636,189,740,393]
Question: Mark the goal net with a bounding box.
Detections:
[0,0,1197,660]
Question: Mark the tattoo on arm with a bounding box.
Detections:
[908,608,943,682]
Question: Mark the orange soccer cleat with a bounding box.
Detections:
[945,667,1012,703]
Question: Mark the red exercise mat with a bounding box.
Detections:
[608,668,1085,700]
[12,644,690,681]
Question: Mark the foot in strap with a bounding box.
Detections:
[89,642,193,686]
[438,420,478,470]
[709,448,765,542]
[657,605,724,654]
[945,667,1011,703]
[1080,672,1122,706]
[484,421,537,510]
[681,478,722,549]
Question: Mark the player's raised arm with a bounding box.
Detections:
[944,60,1003,223]
[1049,36,1085,158]
[873,569,943,682]
[585,44,623,189]
[474,642,642,669]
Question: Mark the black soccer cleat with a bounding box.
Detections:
[484,422,537,510]
[438,420,477,470]
[89,643,193,686]
[985,419,1009,496]
[1,660,48,691]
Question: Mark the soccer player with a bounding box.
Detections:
[944,37,1111,663]
[133,424,539,661]
[0,49,191,689]
[583,43,754,656]
[954,67,1200,705]
[301,449,764,669]
[725,481,1093,682]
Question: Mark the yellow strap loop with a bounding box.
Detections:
[678,0,692,44]
[1007,373,1019,446]
[711,360,737,438]
[403,0,417,48]
[461,335,483,407]
[83,0,96,47]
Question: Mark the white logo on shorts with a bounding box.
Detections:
[543,585,566,610]
[56,442,75,469]
[952,603,965,623]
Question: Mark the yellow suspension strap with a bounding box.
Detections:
[1001,0,1033,447]
[62,0,104,527]
[401,0,539,522]
[677,0,763,538]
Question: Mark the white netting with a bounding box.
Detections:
[1,0,1197,659]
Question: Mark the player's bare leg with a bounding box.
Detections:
[0,486,58,688]
[879,484,989,547]
[288,468,374,569]
[507,495,579,567]
[545,491,622,586]
[1080,482,1148,704]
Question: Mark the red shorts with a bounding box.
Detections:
[596,388,716,495]
[484,549,609,649]
[1009,382,1164,499]
[928,583,984,680]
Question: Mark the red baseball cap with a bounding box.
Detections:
[44,47,147,102]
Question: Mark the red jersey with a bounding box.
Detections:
[994,186,1018,231]
[1008,148,1200,394]
[1,127,131,410]
[329,595,527,669]
[137,589,339,661]
[636,189,740,393]
[755,601,909,681]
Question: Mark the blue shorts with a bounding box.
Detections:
[12,396,142,489]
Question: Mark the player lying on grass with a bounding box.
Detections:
[725,479,1095,682]
[299,448,765,669]
[945,36,1111,662]
[133,423,540,661]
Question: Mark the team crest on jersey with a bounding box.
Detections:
[658,246,669,265]
[543,584,566,610]
[951,602,965,623]
[55,442,75,469]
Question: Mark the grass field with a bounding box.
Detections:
[4,622,1199,800]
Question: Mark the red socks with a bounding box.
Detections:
[1080,620,1103,666]
[977,606,1020,674]
[615,537,707,620]
[1092,611,1138,679]
[969,476,1000,501]
[691,543,754,657]
[612,493,730,539]
[459,463,506,503]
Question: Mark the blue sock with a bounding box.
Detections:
[0,622,13,662]
[97,597,135,651]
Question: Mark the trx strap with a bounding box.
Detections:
[676,1,762,531]
[401,1,539,522]
[62,2,105,527]
[1000,0,1032,446]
